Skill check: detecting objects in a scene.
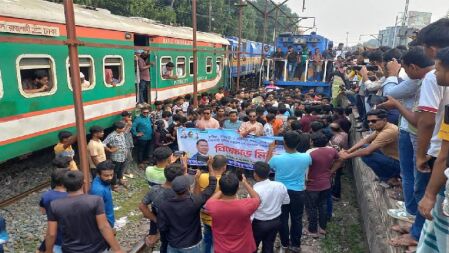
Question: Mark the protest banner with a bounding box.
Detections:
[177,128,284,169]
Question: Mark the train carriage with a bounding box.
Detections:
[0,0,228,163]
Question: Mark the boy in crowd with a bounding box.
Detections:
[205,173,260,253]
[139,164,184,253]
[37,168,68,253]
[45,171,123,253]
[54,131,78,170]
[90,160,116,229]
[252,161,290,253]
[103,121,129,189]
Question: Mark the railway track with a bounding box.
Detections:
[0,181,50,208]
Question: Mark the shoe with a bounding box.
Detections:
[288,246,302,252]
[396,201,406,210]
[279,246,288,253]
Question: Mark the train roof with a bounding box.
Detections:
[0,0,229,45]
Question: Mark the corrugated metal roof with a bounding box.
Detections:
[0,0,229,45]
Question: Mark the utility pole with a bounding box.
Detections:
[208,0,212,32]
[346,32,349,50]
[63,0,90,192]
[274,7,279,48]
[235,0,247,91]
[192,0,198,108]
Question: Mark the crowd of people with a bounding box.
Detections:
[1,17,449,253]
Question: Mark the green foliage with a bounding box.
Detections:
[47,0,300,42]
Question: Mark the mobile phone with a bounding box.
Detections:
[275,139,284,145]
[187,168,197,175]
[174,151,185,157]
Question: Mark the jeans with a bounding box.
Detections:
[409,134,433,241]
[201,224,213,253]
[168,242,201,253]
[138,80,149,104]
[287,62,297,80]
[305,189,330,233]
[399,130,417,215]
[360,145,400,181]
[332,168,343,199]
[136,139,152,163]
[252,217,281,253]
[274,62,284,80]
[279,190,304,248]
[112,161,126,185]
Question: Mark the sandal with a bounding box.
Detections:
[388,234,417,247]
[302,228,319,238]
[387,209,415,223]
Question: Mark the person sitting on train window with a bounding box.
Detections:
[105,68,119,87]
[162,62,178,80]
[80,72,91,89]
[23,70,50,94]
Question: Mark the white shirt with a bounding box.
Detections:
[264,123,274,137]
[253,179,290,221]
[418,70,449,157]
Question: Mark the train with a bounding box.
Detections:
[262,31,334,96]
[0,0,276,164]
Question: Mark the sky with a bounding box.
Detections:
[280,0,449,45]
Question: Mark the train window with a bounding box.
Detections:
[66,56,95,91]
[160,56,175,80]
[206,57,213,74]
[0,70,3,99]
[189,57,194,76]
[103,56,125,87]
[176,57,186,78]
[17,55,57,98]
[216,57,223,73]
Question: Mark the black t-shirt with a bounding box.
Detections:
[287,51,298,63]
[272,51,285,59]
[48,194,108,253]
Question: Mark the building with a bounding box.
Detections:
[408,11,432,29]
[377,11,431,48]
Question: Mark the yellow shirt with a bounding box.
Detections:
[87,139,107,169]
[199,173,221,226]
[438,122,449,141]
[54,143,78,170]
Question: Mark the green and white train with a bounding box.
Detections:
[0,0,229,163]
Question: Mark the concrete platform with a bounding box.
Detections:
[351,130,407,253]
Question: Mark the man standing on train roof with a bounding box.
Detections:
[138,50,153,105]
[272,47,285,80]
[286,46,299,81]
[162,62,178,80]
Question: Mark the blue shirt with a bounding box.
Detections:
[223,119,242,130]
[131,115,153,141]
[269,152,312,191]
[90,177,115,227]
[39,190,68,245]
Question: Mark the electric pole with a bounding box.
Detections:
[208,0,212,32]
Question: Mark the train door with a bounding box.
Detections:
[133,33,151,104]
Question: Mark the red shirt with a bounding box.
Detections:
[205,198,260,253]
[299,114,318,133]
[306,147,339,191]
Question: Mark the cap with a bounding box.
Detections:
[80,72,85,78]
[171,175,191,193]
